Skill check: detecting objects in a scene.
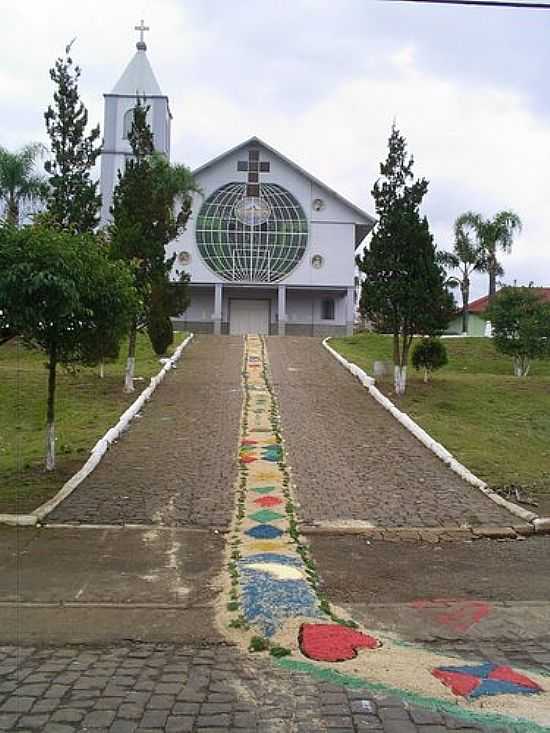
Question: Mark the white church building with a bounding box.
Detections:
[100,27,375,336]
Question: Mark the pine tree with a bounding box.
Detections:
[358,125,454,394]
[110,100,197,391]
[44,42,101,233]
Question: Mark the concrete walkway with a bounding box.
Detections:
[268,337,516,529]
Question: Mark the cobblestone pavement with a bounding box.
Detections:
[267,337,514,528]
[1,643,524,733]
[48,337,243,529]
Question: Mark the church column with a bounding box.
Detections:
[345,287,355,336]
[213,283,223,335]
[278,285,287,336]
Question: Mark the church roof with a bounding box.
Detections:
[111,46,163,96]
[193,136,376,245]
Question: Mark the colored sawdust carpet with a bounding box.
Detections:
[254,496,283,508]
[239,553,324,637]
[299,623,381,662]
[245,524,284,540]
[432,663,543,699]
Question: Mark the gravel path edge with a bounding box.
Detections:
[0,333,195,528]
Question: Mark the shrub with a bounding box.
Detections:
[412,338,448,382]
[148,311,173,356]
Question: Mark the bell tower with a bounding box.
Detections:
[100,21,172,223]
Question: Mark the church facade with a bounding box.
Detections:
[101,31,375,336]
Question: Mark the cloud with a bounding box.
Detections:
[1,0,548,297]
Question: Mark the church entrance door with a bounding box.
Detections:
[229,299,270,335]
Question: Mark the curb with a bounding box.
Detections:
[300,523,536,542]
[322,337,550,537]
[0,333,194,527]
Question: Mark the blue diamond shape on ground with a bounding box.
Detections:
[245,524,284,540]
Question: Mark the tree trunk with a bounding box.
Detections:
[46,344,57,471]
[513,356,530,377]
[461,280,470,334]
[423,367,429,383]
[393,330,409,395]
[124,323,137,393]
[488,257,497,300]
[99,360,105,379]
[6,195,19,227]
[394,365,407,394]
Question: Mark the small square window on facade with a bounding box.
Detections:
[321,299,335,320]
[259,161,271,172]
[237,161,248,171]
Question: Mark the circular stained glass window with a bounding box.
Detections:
[196,182,308,282]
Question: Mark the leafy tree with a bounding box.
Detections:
[44,42,101,233]
[488,286,550,377]
[357,125,454,394]
[440,214,486,333]
[412,337,448,383]
[0,224,136,470]
[110,100,198,391]
[0,143,48,226]
[79,243,139,378]
[456,211,522,301]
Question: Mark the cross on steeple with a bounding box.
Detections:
[135,19,150,50]
[238,149,270,197]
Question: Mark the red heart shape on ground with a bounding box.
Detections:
[410,599,491,633]
[299,623,381,662]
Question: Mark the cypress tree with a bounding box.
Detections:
[358,125,453,394]
[44,42,102,233]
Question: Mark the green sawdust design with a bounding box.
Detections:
[248,509,285,523]
[277,659,549,733]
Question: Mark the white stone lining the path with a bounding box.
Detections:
[322,337,544,530]
[0,333,194,528]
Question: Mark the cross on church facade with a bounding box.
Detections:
[135,19,150,49]
[238,149,270,197]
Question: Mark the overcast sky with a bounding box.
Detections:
[1,0,549,298]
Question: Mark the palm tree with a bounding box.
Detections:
[458,210,522,300]
[0,143,48,226]
[441,214,486,333]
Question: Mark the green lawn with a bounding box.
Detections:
[0,332,185,514]
[331,334,550,513]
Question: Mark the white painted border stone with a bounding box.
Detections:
[322,337,541,528]
[0,333,194,527]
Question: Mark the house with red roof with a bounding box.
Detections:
[445,288,550,336]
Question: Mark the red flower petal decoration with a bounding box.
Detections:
[489,666,542,691]
[299,623,381,662]
[254,496,283,507]
[432,669,480,698]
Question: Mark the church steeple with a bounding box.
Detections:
[99,21,172,224]
[111,20,162,97]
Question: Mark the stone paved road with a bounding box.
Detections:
[1,643,519,732]
[48,337,243,529]
[267,337,515,528]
